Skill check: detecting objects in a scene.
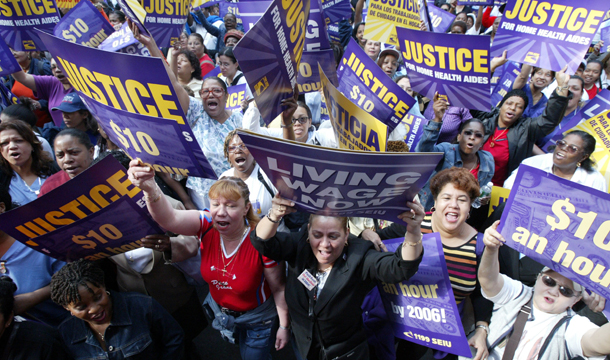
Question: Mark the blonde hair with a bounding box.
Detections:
[208,177,259,227]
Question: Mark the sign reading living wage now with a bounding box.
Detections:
[321,67,388,152]
[337,39,416,131]
[572,109,610,191]
[80,96,217,179]
[364,0,420,46]
[237,130,443,225]
[35,30,186,124]
[0,156,162,262]
[490,0,608,73]
[379,234,471,357]
[498,165,610,301]
[54,0,115,48]
[396,27,491,111]
[233,0,310,125]
[0,0,60,51]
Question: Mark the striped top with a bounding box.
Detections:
[421,214,478,305]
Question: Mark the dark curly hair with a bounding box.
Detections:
[0,120,55,179]
[1,102,38,128]
[430,167,480,202]
[177,49,202,80]
[50,259,105,308]
[0,276,17,319]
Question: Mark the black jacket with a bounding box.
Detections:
[471,90,570,175]
[251,227,422,360]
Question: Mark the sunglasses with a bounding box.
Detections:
[462,130,484,138]
[555,140,581,154]
[292,116,309,124]
[540,274,580,298]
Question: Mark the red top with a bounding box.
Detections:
[469,162,480,180]
[199,54,215,78]
[481,128,509,186]
[38,171,71,197]
[585,84,600,101]
[198,212,276,312]
[11,80,52,127]
[482,6,497,29]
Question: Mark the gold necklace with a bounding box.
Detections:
[219,227,249,276]
[489,128,508,148]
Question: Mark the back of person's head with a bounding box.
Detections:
[0,277,17,319]
[50,259,105,308]
[1,102,38,128]
[0,188,13,212]
[91,150,131,169]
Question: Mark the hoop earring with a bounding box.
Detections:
[430,207,435,212]
[467,213,471,219]
[306,238,310,243]
[106,291,110,295]
[244,216,249,226]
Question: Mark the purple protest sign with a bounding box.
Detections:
[0,81,19,109]
[53,0,115,48]
[397,28,491,111]
[427,4,456,33]
[305,0,331,51]
[116,0,150,37]
[0,0,60,51]
[99,22,141,53]
[491,0,608,73]
[204,67,221,78]
[22,197,162,262]
[236,1,273,33]
[327,22,341,43]
[233,0,310,124]
[80,96,217,179]
[237,130,443,224]
[35,30,185,125]
[399,113,425,151]
[498,164,610,302]
[379,234,471,357]
[225,84,248,111]
[320,0,351,24]
[490,62,521,107]
[0,156,150,252]
[297,49,337,93]
[541,89,610,152]
[458,0,493,5]
[601,20,610,54]
[140,0,189,47]
[337,39,417,131]
[0,36,20,77]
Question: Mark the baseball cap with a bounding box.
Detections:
[52,93,88,113]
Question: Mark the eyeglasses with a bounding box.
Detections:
[540,274,580,297]
[200,88,225,98]
[462,130,484,138]
[292,116,309,124]
[218,62,233,68]
[228,144,246,153]
[556,140,581,154]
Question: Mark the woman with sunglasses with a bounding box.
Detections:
[415,93,495,211]
[504,131,606,192]
[479,222,610,360]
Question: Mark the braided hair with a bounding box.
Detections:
[50,259,105,308]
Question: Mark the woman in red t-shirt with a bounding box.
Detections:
[583,61,603,100]
[187,33,215,78]
[128,162,290,360]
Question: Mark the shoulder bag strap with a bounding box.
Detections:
[257,169,275,198]
[231,73,244,87]
[501,297,532,360]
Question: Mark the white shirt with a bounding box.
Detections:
[504,154,608,192]
[484,275,602,360]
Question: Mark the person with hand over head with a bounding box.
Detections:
[250,195,424,360]
[170,48,203,100]
[479,221,610,360]
[128,161,291,360]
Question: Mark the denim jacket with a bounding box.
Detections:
[59,291,184,360]
[415,121,495,210]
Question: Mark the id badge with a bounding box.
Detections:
[297,269,318,291]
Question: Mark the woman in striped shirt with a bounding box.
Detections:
[361,167,492,360]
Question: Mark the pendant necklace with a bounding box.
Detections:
[489,128,508,148]
[218,227,249,277]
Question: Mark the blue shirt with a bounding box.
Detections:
[522,84,549,119]
[8,173,46,206]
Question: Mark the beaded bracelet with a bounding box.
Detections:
[404,234,423,247]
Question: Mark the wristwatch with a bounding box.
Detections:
[476,324,489,335]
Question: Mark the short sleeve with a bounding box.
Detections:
[32,75,60,101]
[197,210,213,240]
[186,96,204,127]
[483,274,528,305]
[261,254,277,268]
[565,316,603,360]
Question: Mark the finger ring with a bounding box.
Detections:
[158,239,162,244]
[411,215,416,220]
[155,245,160,250]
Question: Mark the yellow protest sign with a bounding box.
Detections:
[363,0,421,45]
[320,65,388,152]
[56,0,80,10]
[573,109,610,192]
[489,186,511,217]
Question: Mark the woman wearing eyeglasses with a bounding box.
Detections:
[217,47,253,100]
[479,222,610,360]
[503,131,606,192]
[415,93,495,211]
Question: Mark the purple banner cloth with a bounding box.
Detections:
[140,0,189,47]
[397,28,491,111]
[400,113,426,151]
[0,0,60,51]
[236,1,273,33]
[601,20,610,54]
[204,67,221,78]
[116,0,150,37]
[337,39,417,131]
[35,30,186,125]
[236,130,443,224]
[427,4,456,33]
[490,0,608,73]
[225,84,247,111]
[490,62,521,108]
[54,0,115,48]
[305,0,331,51]
[80,97,217,179]
[320,0,351,24]
[320,99,330,122]
[0,36,21,76]
[0,156,162,261]
[499,164,610,302]
[541,89,610,152]
[0,81,19,108]
[98,22,142,53]
[379,234,471,357]
[458,0,493,5]
[297,49,337,93]
[327,22,341,43]
[233,0,310,125]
